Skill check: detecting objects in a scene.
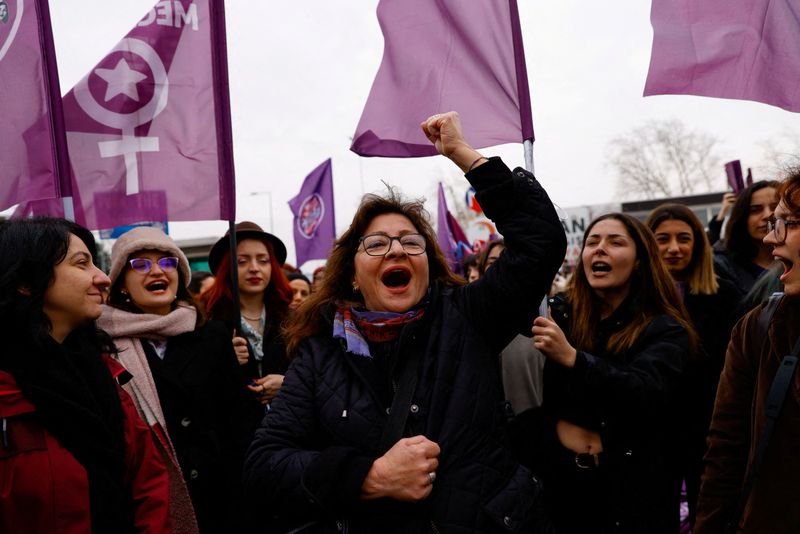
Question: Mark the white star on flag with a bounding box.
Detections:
[94,58,148,102]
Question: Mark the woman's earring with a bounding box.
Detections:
[352,284,359,293]
[121,289,131,303]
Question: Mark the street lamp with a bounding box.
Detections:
[248,191,274,232]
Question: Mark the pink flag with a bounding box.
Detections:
[0,0,69,211]
[20,0,236,229]
[644,0,800,112]
[351,0,533,158]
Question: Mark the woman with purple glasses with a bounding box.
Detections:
[100,227,251,534]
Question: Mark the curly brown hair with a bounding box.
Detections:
[283,187,464,355]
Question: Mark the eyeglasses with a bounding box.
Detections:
[359,233,426,256]
[767,218,800,245]
[128,257,180,274]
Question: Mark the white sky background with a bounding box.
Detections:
[47,1,798,266]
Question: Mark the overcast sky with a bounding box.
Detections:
[47,1,799,265]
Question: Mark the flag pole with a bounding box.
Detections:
[38,0,74,221]
[227,221,242,331]
[62,197,75,221]
[210,0,241,329]
[524,139,534,176]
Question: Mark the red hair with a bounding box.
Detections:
[206,239,293,329]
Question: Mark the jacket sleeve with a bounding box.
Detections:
[694,310,760,534]
[242,345,375,522]
[551,316,689,417]
[118,384,173,534]
[456,157,567,352]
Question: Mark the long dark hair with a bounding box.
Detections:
[568,213,698,355]
[646,203,719,295]
[724,180,779,264]
[0,217,114,352]
[478,238,505,276]
[206,238,293,330]
[284,187,464,355]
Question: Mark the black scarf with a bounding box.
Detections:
[0,331,135,533]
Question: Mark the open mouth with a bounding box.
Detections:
[145,280,168,292]
[591,261,612,273]
[381,268,411,288]
[776,256,794,281]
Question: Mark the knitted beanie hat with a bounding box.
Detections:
[108,227,191,286]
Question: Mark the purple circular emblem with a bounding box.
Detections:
[297,193,325,239]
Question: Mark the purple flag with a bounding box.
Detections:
[644,0,800,112]
[725,160,744,194]
[0,0,69,211]
[289,159,336,267]
[351,0,533,158]
[20,0,236,229]
[437,183,470,274]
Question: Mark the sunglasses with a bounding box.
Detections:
[128,257,180,274]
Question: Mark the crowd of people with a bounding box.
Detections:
[0,111,797,533]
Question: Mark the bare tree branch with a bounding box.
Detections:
[608,119,721,200]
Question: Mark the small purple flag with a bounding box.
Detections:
[351,0,533,158]
[289,159,336,268]
[0,0,69,211]
[437,183,470,274]
[725,160,744,194]
[644,0,800,112]
[20,0,236,229]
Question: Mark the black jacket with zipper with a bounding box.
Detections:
[243,158,565,533]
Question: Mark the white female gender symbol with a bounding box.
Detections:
[74,37,169,195]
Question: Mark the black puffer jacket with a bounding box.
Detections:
[243,158,566,533]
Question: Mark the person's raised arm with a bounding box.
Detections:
[420,112,487,173]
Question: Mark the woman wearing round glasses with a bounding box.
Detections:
[100,227,250,533]
[696,169,800,534]
[243,112,565,532]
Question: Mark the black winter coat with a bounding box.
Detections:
[513,295,690,534]
[142,320,252,533]
[243,158,566,533]
[676,277,740,523]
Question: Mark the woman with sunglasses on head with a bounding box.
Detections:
[0,218,171,533]
[645,204,740,528]
[100,227,250,534]
[205,222,293,428]
[696,169,800,534]
[517,213,698,534]
[242,112,565,533]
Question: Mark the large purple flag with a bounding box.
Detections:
[0,0,69,211]
[437,183,470,274]
[351,0,533,158]
[289,159,336,268]
[644,0,800,112]
[19,0,236,229]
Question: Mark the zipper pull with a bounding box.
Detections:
[2,418,7,449]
